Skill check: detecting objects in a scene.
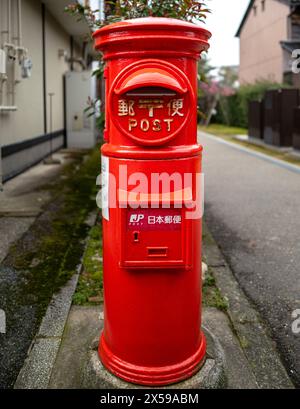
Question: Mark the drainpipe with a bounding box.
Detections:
[7,0,11,44]
[0,0,4,47]
[10,0,23,107]
[0,145,2,191]
[17,0,22,47]
[1,0,17,111]
[42,3,47,134]
[67,56,87,70]
[3,0,15,48]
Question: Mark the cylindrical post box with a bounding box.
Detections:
[93,17,211,386]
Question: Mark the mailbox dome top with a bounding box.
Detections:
[93,17,211,60]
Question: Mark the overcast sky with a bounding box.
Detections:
[90,0,250,68]
[204,0,250,68]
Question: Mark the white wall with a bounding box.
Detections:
[0,0,44,146]
[0,0,72,146]
[45,10,70,133]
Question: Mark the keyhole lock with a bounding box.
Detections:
[133,231,140,243]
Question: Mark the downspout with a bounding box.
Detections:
[7,0,11,45]
[42,3,47,134]
[3,0,15,48]
[10,0,23,108]
[11,0,22,107]
[1,0,18,111]
[67,56,87,70]
[70,36,74,72]
[17,0,22,47]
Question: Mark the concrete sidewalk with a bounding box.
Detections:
[0,151,75,389]
[0,151,72,263]
[0,148,99,389]
[14,221,294,389]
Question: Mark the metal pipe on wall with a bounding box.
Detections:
[7,0,11,44]
[0,1,8,107]
[1,0,21,111]
[0,0,3,47]
[17,0,22,47]
[12,0,25,53]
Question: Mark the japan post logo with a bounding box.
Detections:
[129,214,145,224]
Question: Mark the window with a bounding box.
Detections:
[253,5,257,16]
[261,0,265,11]
[291,12,300,39]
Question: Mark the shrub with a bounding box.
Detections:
[213,80,290,128]
[66,1,209,30]
[66,1,210,132]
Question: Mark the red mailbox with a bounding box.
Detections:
[93,17,211,386]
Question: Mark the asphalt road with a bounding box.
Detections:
[200,132,300,387]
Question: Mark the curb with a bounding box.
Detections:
[199,131,300,176]
[14,211,98,389]
[14,266,82,389]
[233,134,293,154]
[202,221,294,389]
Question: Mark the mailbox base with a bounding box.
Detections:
[98,331,206,387]
[82,327,226,389]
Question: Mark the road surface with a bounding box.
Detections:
[200,131,300,387]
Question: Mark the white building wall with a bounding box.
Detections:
[0,0,44,145]
[45,10,70,133]
[0,0,97,182]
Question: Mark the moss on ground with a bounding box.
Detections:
[200,124,247,137]
[73,222,103,305]
[72,219,228,309]
[202,269,228,312]
[3,147,101,321]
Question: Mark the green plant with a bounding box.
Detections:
[214,80,290,128]
[66,1,209,133]
[202,271,228,312]
[73,223,103,305]
[66,1,209,30]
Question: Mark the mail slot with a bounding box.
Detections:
[109,60,194,146]
[93,17,211,386]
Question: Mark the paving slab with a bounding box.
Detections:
[0,217,35,262]
[47,305,256,389]
[204,308,257,389]
[0,152,72,217]
[82,324,227,390]
[49,306,104,389]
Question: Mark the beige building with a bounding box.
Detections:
[0,0,98,183]
[236,0,300,86]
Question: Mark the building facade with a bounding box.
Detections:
[0,0,97,183]
[237,0,300,86]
